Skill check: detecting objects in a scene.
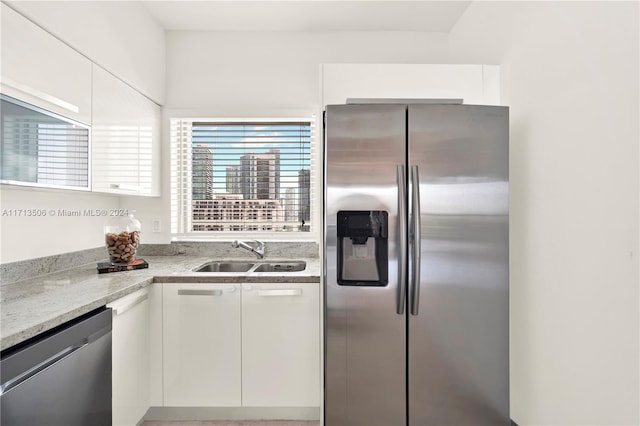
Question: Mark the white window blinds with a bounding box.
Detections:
[0,96,90,189]
[171,118,315,234]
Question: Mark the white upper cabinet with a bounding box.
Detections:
[1,4,161,197]
[92,65,161,196]
[0,4,92,125]
[321,64,500,106]
[137,93,161,197]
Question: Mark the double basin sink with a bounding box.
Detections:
[194,261,306,273]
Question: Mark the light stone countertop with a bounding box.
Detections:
[0,255,321,351]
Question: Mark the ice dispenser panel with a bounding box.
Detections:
[337,211,388,286]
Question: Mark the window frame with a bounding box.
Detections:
[170,116,319,241]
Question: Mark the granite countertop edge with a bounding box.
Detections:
[1,255,321,351]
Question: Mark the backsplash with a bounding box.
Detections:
[137,241,320,259]
[1,247,106,286]
[1,241,319,286]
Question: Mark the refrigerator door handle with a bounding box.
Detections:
[396,165,407,315]
[410,165,421,316]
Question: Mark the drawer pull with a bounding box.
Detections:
[257,289,302,297]
[178,289,223,296]
[109,183,141,192]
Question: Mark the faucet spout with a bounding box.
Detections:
[231,240,265,259]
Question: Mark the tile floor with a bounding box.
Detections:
[142,421,319,426]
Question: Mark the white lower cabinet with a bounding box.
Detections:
[108,288,151,426]
[241,283,320,407]
[162,283,242,407]
[160,282,320,409]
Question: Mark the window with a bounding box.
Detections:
[0,95,90,190]
[171,118,315,235]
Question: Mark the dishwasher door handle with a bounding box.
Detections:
[112,292,148,316]
[0,341,88,396]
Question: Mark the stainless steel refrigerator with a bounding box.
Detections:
[324,103,509,426]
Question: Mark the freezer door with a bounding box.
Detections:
[408,104,510,425]
[325,104,407,426]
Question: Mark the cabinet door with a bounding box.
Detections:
[137,98,161,196]
[92,65,140,195]
[108,288,150,426]
[241,283,320,407]
[91,64,161,196]
[163,283,241,407]
[0,4,92,124]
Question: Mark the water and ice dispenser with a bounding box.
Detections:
[337,210,388,286]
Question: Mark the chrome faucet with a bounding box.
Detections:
[231,240,265,259]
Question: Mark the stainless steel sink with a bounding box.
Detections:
[194,262,254,273]
[252,262,306,273]
[193,261,306,273]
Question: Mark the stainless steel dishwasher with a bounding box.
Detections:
[0,307,112,425]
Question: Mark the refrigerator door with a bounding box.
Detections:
[325,104,407,426]
[408,104,510,425]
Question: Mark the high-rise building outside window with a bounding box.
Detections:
[192,144,214,200]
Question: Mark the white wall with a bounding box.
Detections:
[0,187,117,262]
[165,31,449,113]
[0,2,166,263]
[5,0,166,103]
[450,2,639,424]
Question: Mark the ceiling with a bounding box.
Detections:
[142,1,472,32]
